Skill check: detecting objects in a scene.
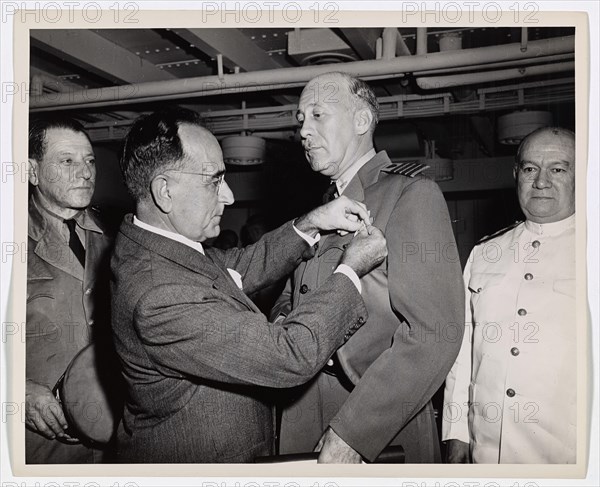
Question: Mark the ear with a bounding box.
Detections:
[354,108,373,136]
[513,165,518,181]
[150,175,173,214]
[28,159,39,186]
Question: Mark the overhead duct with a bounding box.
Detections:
[221,135,266,165]
[497,110,553,145]
[288,28,357,65]
[30,35,575,112]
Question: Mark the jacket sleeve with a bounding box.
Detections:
[133,273,367,389]
[210,221,313,296]
[442,249,474,443]
[330,178,466,461]
[270,276,293,321]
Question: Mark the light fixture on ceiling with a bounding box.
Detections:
[221,135,266,166]
[497,110,553,145]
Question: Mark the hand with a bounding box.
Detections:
[340,224,387,278]
[445,439,470,463]
[295,196,371,237]
[315,427,362,463]
[25,379,79,443]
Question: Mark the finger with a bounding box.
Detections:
[42,403,69,437]
[29,412,57,439]
[343,199,370,223]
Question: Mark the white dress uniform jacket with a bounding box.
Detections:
[442,214,576,463]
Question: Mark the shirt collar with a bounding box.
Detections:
[334,149,376,195]
[30,189,102,238]
[524,213,575,236]
[133,215,205,255]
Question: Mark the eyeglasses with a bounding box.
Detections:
[165,169,226,194]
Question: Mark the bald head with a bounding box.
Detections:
[514,127,575,224]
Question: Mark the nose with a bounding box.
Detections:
[299,118,312,140]
[533,168,552,189]
[75,159,94,181]
[219,180,235,205]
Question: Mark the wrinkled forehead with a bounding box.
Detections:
[299,75,352,108]
[178,123,224,173]
[44,127,93,151]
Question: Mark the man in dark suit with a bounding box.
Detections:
[272,72,465,463]
[110,107,388,463]
[26,117,114,463]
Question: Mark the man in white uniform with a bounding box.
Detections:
[442,127,576,464]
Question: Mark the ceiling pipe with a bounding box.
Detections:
[416,28,428,55]
[416,61,574,89]
[382,27,412,60]
[29,35,574,112]
[415,53,574,76]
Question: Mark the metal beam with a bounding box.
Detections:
[30,30,175,84]
[173,28,295,104]
[338,28,382,60]
[174,28,288,71]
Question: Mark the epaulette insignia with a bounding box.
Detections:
[477,220,523,245]
[381,160,430,178]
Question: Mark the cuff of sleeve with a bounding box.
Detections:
[334,264,361,294]
[293,222,321,247]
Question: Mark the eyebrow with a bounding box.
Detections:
[518,159,572,166]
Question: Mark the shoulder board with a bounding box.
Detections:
[381,160,429,178]
[477,220,523,245]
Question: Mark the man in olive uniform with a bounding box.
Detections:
[26,117,113,463]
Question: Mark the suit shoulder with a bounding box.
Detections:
[477,221,523,245]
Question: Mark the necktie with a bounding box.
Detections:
[64,219,86,267]
[323,182,339,204]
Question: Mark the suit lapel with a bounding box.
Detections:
[121,216,259,313]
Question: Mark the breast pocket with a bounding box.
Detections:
[468,272,506,310]
[27,278,59,338]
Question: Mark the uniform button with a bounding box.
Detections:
[343,243,349,249]
[300,284,309,294]
[85,288,92,295]
[511,347,520,356]
[327,358,334,366]
[314,242,319,251]
[506,388,516,397]
[358,317,365,324]
[88,319,95,326]
[532,240,541,248]
[524,273,533,280]
[518,308,527,316]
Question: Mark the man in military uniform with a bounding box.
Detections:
[26,117,113,463]
[272,72,465,463]
[443,127,576,463]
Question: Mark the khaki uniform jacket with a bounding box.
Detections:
[272,151,465,462]
[26,194,113,464]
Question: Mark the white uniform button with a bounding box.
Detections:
[524,273,533,280]
[85,288,92,295]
